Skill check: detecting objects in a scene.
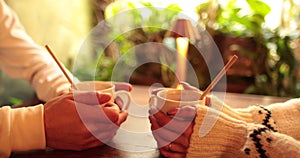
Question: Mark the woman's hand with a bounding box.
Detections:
[44,91,128,151]
[149,106,197,158]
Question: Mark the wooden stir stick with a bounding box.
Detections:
[200,55,238,100]
[45,45,77,90]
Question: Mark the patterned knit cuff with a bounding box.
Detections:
[243,123,300,157]
[266,98,300,139]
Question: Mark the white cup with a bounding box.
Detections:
[149,89,204,114]
[75,81,131,110]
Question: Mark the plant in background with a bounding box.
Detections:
[197,0,271,59]
[246,29,300,97]
[105,1,182,52]
[0,71,35,106]
[196,0,270,36]
[74,2,182,83]
[90,1,182,85]
[196,0,300,97]
[216,0,270,36]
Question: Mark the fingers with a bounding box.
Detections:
[114,82,132,92]
[96,93,113,104]
[150,115,181,141]
[149,115,191,148]
[166,106,197,120]
[149,108,194,133]
[102,105,121,123]
[104,102,121,113]
[151,126,187,157]
[116,111,128,125]
[76,101,126,125]
[102,103,128,125]
[151,124,188,154]
[73,91,111,105]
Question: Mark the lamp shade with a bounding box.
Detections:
[165,19,200,40]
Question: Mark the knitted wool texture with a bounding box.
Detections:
[187,105,300,158]
[208,97,300,140]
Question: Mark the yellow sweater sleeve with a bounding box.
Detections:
[0,105,46,158]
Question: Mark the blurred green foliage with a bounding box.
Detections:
[197,0,300,97]
[75,1,182,82]
[245,29,300,97]
[0,71,35,106]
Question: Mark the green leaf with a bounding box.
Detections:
[8,97,22,105]
[246,0,271,17]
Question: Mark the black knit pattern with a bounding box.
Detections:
[249,127,269,158]
[257,105,277,132]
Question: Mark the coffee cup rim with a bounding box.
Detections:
[156,89,202,103]
[74,81,115,91]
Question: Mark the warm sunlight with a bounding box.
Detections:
[116,0,300,30]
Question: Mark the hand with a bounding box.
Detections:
[149,106,197,158]
[44,91,128,151]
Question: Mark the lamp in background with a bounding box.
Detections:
[165,18,199,87]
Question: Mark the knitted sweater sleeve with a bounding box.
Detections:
[0,105,46,158]
[187,106,300,158]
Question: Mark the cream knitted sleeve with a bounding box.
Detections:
[208,96,300,140]
[0,105,46,158]
[187,106,300,158]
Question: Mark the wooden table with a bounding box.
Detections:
[10,85,291,158]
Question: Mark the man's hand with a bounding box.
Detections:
[44,91,128,151]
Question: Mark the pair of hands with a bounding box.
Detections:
[149,82,202,158]
[43,81,200,157]
[44,82,132,151]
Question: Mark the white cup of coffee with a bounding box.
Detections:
[75,81,131,110]
[149,89,204,114]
